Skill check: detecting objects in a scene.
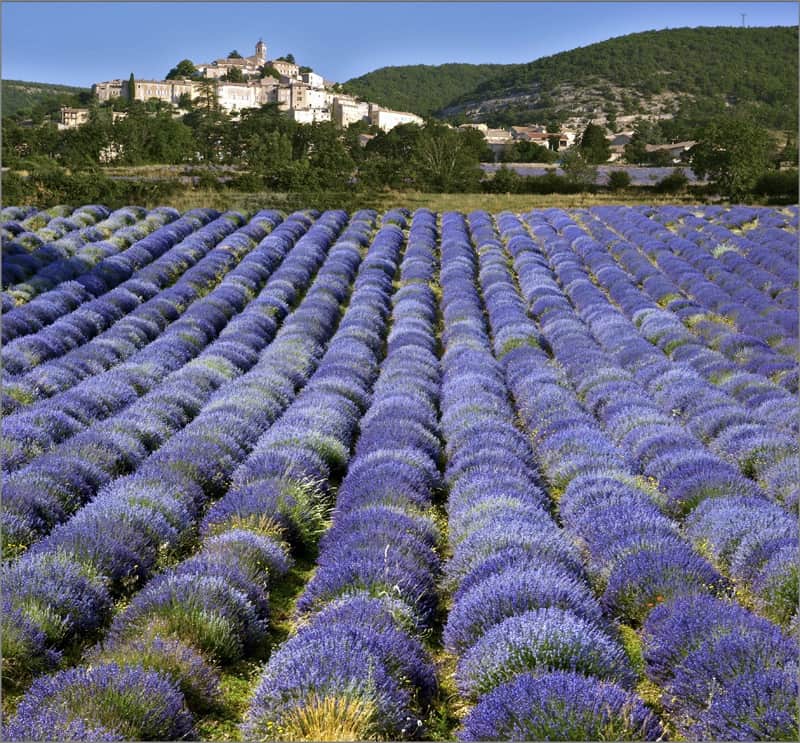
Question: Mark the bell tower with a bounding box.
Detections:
[256,39,267,64]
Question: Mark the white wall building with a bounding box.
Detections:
[58,107,90,130]
[368,105,423,132]
[332,96,370,128]
[289,108,331,124]
[301,71,325,89]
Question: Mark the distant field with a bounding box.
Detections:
[2,203,798,742]
[481,162,706,185]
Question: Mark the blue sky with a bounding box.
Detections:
[2,2,797,87]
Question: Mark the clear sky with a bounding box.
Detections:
[2,1,797,87]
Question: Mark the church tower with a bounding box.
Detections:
[255,39,267,64]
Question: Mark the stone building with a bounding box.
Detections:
[58,107,90,129]
[332,95,370,128]
[93,80,124,102]
[197,39,268,79]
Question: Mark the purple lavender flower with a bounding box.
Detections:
[3,663,193,740]
[459,671,663,741]
[688,669,799,741]
[456,607,634,698]
[444,564,605,655]
[602,545,728,625]
[85,635,220,714]
[242,624,415,741]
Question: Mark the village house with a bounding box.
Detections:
[58,107,90,129]
[645,140,696,163]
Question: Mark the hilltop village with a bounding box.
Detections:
[91,40,424,132]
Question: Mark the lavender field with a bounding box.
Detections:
[1,202,798,741]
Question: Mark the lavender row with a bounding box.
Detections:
[609,207,799,387]
[488,211,797,739]
[1,210,240,381]
[504,211,797,628]
[1,210,234,378]
[577,209,798,430]
[2,206,186,322]
[1,211,344,556]
[3,215,276,414]
[2,204,117,287]
[243,210,443,741]
[0,214,296,552]
[2,206,169,294]
[1,213,247,451]
[8,209,397,740]
[4,206,154,313]
[1,210,358,699]
[563,208,799,499]
[647,204,797,311]
[596,206,798,367]
[610,207,799,380]
[1,207,200,344]
[665,204,798,284]
[436,212,660,741]
[544,209,799,511]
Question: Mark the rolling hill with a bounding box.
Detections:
[342,62,517,119]
[345,26,798,130]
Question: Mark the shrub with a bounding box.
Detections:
[608,170,632,191]
[653,168,689,194]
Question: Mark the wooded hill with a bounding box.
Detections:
[344,26,798,130]
[2,80,91,118]
[342,63,516,118]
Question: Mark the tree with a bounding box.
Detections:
[654,168,689,194]
[166,59,198,80]
[689,115,773,200]
[487,165,522,193]
[299,66,313,75]
[304,123,356,190]
[260,64,281,79]
[222,67,245,83]
[503,140,557,163]
[560,147,598,187]
[194,79,219,112]
[177,92,194,111]
[127,73,135,103]
[578,123,611,164]
[411,123,483,192]
[623,118,662,164]
[228,50,242,59]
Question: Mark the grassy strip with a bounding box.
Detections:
[192,556,317,741]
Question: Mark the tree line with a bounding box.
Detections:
[2,96,796,207]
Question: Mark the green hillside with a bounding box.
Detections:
[346,26,798,129]
[2,80,92,118]
[343,63,516,118]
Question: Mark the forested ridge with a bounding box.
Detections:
[346,26,798,129]
[343,63,516,117]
